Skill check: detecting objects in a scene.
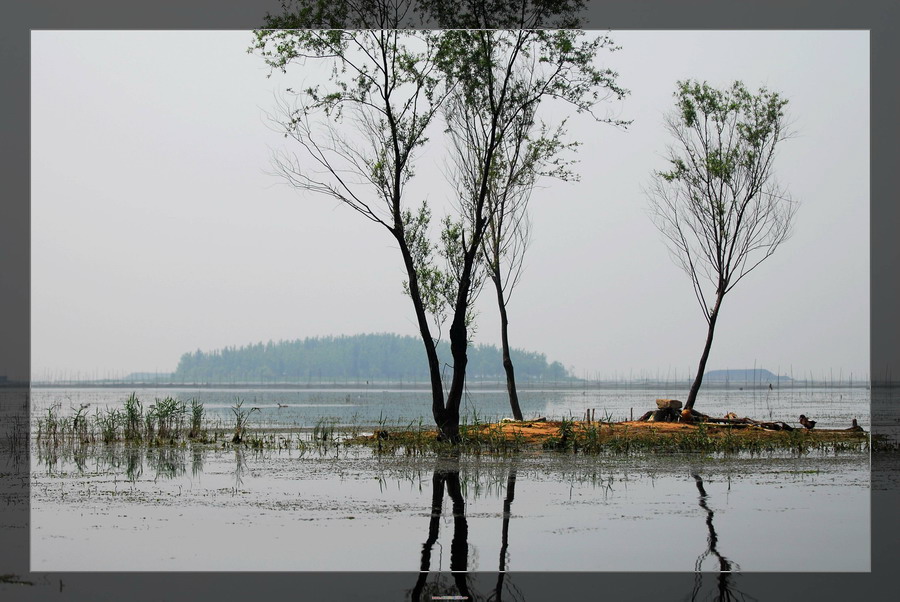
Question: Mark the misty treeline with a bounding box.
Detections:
[173,334,569,384]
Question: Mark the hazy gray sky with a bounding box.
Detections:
[31,30,869,381]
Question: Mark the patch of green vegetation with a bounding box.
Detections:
[347,419,868,458]
[34,398,870,459]
[230,399,259,444]
[543,417,576,451]
[35,394,212,447]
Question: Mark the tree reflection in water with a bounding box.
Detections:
[491,466,522,602]
[232,447,247,494]
[410,456,523,602]
[690,472,755,602]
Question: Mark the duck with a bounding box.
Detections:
[847,418,864,432]
[799,414,816,430]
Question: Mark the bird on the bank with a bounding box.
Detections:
[847,418,864,432]
[799,414,816,430]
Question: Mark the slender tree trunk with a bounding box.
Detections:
[493,273,523,420]
[685,293,724,411]
[396,233,449,438]
[444,236,485,442]
[442,85,505,441]
[444,312,467,442]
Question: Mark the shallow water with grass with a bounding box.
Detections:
[29,385,870,573]
[30,384,870,431]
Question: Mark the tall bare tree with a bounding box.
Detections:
[647,80,798,412]
[434,23,627,422]
[253,2,462,436]
[254,0,624,440]
[446,95,573,420]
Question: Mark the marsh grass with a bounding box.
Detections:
[35,394,210,447]
[95,408,121,444]
[346,417,868,457]
[345,412,527,457]
[33,395,869,458]
[313,418,337,446]
[2,412,29,463]
[150,396,185,441]
[585,424,869,456]
[36,403,62,445]
[188,398,204,439]
[543,417,576,451]
[230,399,259,444]
[123,392,143,441]
[72,405,90,443]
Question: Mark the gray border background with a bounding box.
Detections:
[2,1,896,600]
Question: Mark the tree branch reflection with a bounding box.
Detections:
[690,472,755,602]
[411,456,524,602]
[490,464,520,602]
[411,454,471,600]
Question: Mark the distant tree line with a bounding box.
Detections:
[172,333,570,384]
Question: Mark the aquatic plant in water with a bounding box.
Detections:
[188,398,204,439]
[123,393,143,441]
[231,399,259,444]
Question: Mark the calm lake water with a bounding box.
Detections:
[31,445,869,572]
[29,386,870,574]
[30,385,870,431]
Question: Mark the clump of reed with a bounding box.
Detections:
[123,392,143,441]
[230,398,259,444]
[148,396,185,441]
[36,403,62,445]
[34,393,211,447]
[2,412,29,464]
[188,398,204,439]
[312,417,337,446]
[543,417,576,451]
[95,407,121,444]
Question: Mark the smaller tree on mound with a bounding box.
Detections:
[647,80,798,413]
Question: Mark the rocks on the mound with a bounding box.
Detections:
[656,399,683,410]
[640,399,683,422]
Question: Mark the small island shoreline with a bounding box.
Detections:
[347,417,871,455]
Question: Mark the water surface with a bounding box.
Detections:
[31,444,869,572]
[30,385,870,431]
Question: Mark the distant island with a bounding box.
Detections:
[170,333,572,385]
[704,369,791,384]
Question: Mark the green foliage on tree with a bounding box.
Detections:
[436,27,628,420]
[251,0,622,441]
[648,80,797,411]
